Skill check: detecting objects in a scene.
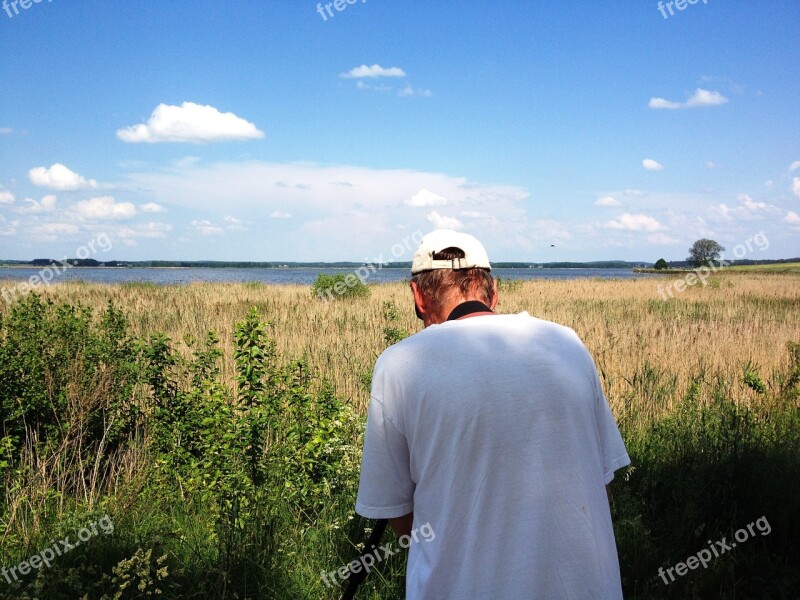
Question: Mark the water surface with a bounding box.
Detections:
[0,266,662,287]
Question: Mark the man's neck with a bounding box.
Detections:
[446,300,494,321]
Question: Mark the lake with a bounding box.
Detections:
[0,266,663,287]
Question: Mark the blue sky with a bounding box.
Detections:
[1,0,798,262]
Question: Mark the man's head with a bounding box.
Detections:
[410,229,498,326]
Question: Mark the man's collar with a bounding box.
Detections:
[446,300,494,321]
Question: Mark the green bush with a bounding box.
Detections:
[0,294,142,508]
[311,272,370,301]
[0,298,363,599]
[496,276,522,291]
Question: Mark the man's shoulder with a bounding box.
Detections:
[484,311,583,341]
[378,312,581,358]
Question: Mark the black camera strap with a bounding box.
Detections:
[341,518,388,600]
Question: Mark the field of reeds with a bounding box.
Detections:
[1,273,798,599]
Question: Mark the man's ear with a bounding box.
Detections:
[410,281,428,320]
[489,278,499,310]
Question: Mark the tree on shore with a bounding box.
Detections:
[654,258,668,270]
[687,239,725,267]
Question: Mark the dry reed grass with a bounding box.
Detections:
[2,273,797,424]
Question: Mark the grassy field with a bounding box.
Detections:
[725,261,800,273]
[7,273,796,420]
[0,273,798,598]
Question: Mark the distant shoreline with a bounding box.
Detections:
[2,259,798,271]
[0,262,646,270]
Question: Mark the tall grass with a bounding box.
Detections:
[0,273,798,598]
[4,273,797,421]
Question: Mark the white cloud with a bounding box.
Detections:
[426,210,463,230]
[712,204,732,220]
[119,159,530,258]
[18,194,57,214]
[648,233,679,245]
[224,215,248,231]
[141,222,173,236]
[398,84,432,97]
[605,213,665,232]
[406,188,448,207]
[340,64,406,79]
[685,89,729,107]
[624,189,646,197]
[792,177,800,198]
[0,127,12,135]
[595,196,621,207]
[302,212,394,246]
[705,161,718,169]
[122,160,529,216]
[739,194,769,211]
[0,189,14,204]
[73,196,137,220]
[29,163,98,190]
[115,222,174,239]
[355,81,393,92]
[648,88,729,109]
[116,102,264,143]
[710,194,782,222]
[533,219,572,241]
[29,222,80,239]
[460,211,490,219]
[783,211,800,226]
[790,161,800,172]
[642,159,664,171]
[0,215,19,236]
[190,219,224,235]
[140,202,165,213]
[647,97,682,110]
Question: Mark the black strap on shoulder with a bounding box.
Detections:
[341,518,388,600]
[446,300,493,321]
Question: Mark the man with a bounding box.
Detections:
[355,229,630,599]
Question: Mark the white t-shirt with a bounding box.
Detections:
[356,312,630,599]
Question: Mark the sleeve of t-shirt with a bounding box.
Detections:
[573,334,631,484]
[355,393,415,519]
[593,375,631,484]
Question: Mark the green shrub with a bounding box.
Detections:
[496,276,522,291]
[0,294,143,506]
[311,272,370,301]
[0,298,363,599]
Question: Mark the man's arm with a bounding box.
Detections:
[389,512,414,537]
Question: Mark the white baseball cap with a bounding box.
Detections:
[411,229,492,274]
